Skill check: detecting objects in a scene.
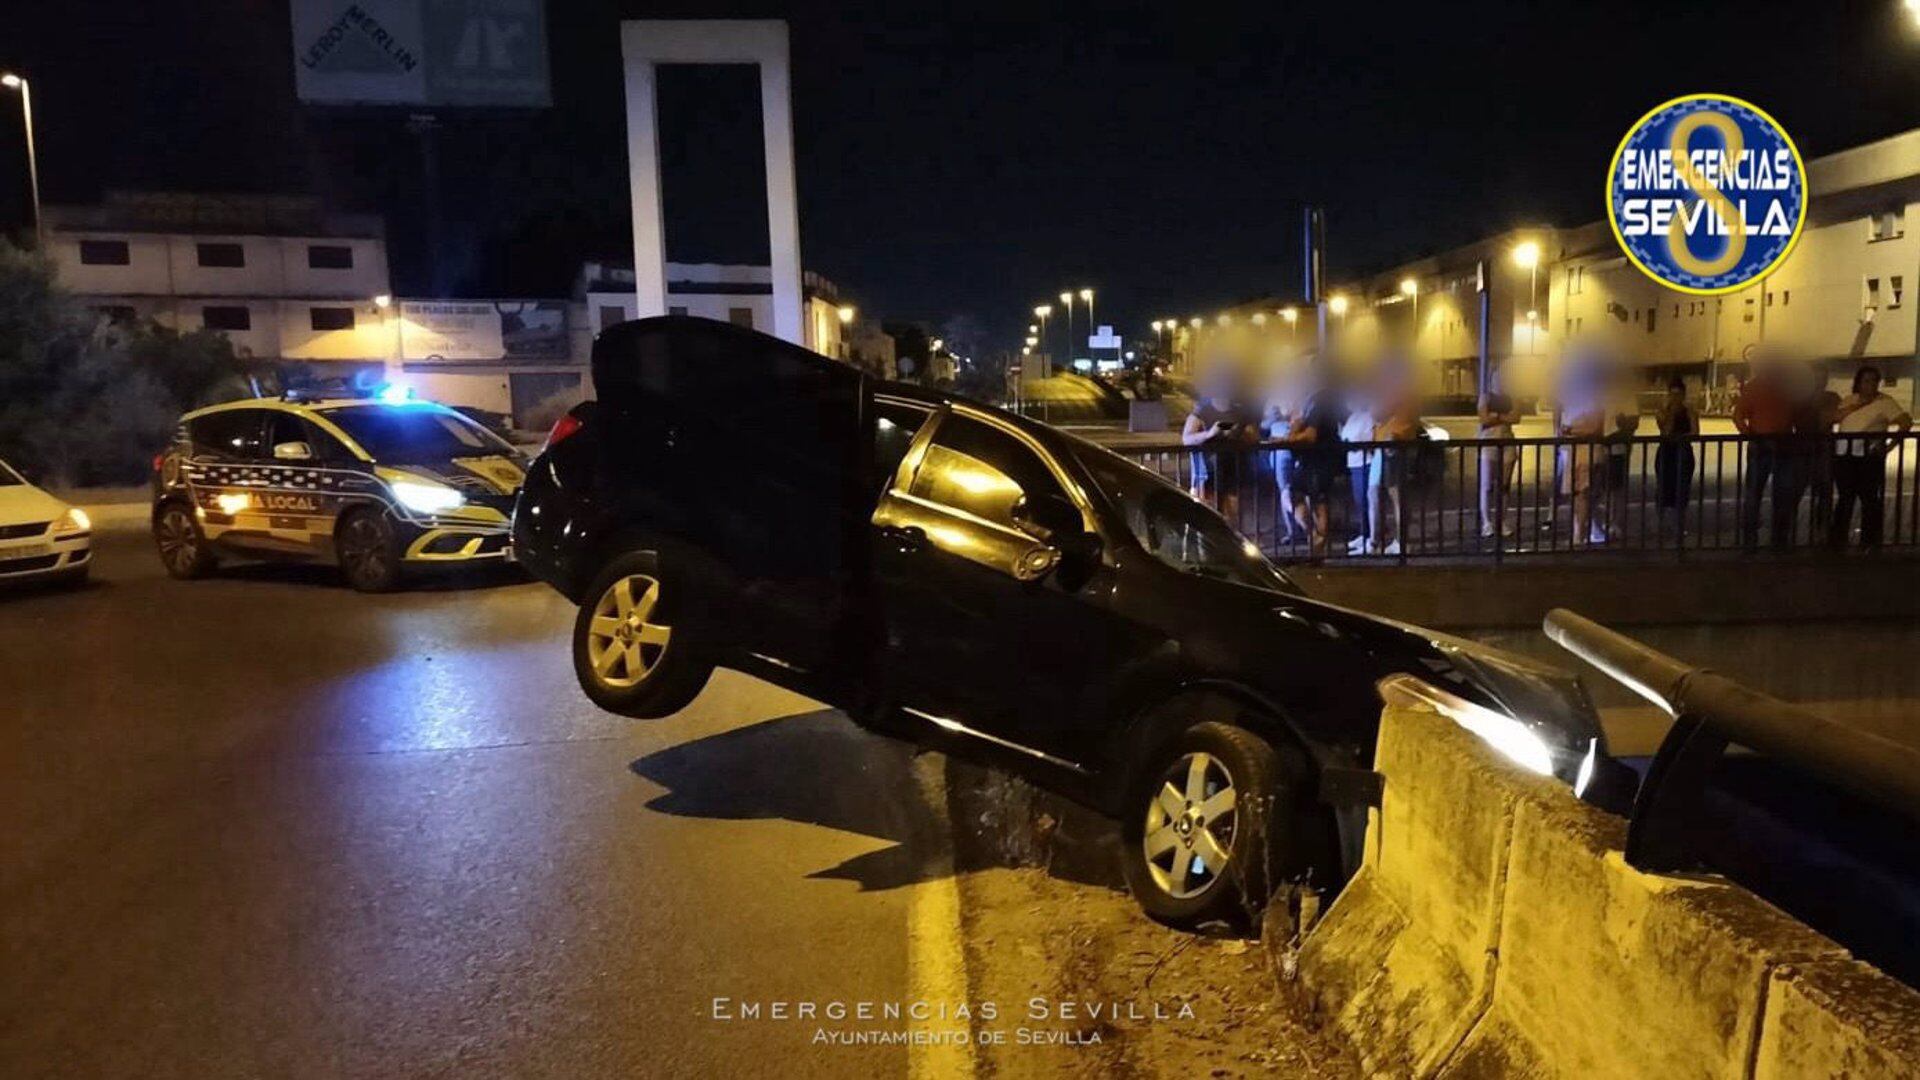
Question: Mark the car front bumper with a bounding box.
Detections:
[0,530,92,580]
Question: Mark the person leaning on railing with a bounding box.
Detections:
[1477,374,1522,539]
[1653,378,1696,540]
[1733,361,1798,550]
[1830,365,1913,549]
[1182,374,1259,524]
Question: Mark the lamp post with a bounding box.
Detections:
[1400,277,1419,352]
[1058,291,1074,373]
[1328,294,1349,339]
[1079,287,1095,362]
[1033,304,1052,375]
[1513,240,1541,356]
[1280,306,1299,344]
[1,73,41,249]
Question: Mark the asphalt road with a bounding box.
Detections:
[0,533,955,1078]
[2,532,1352,1080]
[7,529,1914,1077]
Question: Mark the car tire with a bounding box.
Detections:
[572,553,713,719]
[1119,721,1299,930]
[337,508,403,593]
[154,503,218,580]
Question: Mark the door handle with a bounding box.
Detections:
[880,524,926,551]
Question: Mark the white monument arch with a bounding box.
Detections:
[620,20,804,345]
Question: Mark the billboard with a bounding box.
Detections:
[400,300,570,361]
[291,0,551,108]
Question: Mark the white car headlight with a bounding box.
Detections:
[1379,674,1557,776]
[1452,705,1556,776]
[390,479,465,514]
[53,507,91,533]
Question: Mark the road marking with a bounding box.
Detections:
[907,754,977,1079]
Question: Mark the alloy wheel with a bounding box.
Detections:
[585,574,672,689]
[157,510,198,573]
[1142,751,1239,899]
[340,517,389,581]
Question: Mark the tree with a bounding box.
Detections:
[0,241,258,486]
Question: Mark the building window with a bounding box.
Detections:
[91,304,136,324]
[1782,290,1790,307]
[202,305,251,331]
[78,239,131,265]
[598,305,626,332]
[728,307,754,328]
[307,244,353,269]
[1646,306,1657,333]
[1866,277,1883,312]
[1567,266,1584,295]
[1893,276,1907,310]
[1869,209,1905,242]
[310,306,355,331]
[197,242,245,268]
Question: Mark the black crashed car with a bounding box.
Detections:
[513,316,1631,926]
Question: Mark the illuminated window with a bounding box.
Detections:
[1869,209,1904,242]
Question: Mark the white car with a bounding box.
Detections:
[0,459,92,586]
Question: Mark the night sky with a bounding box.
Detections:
[2,1,1917,352]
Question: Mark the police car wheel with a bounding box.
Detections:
[154,504,217,580]
[573,554,712,719]
[337,509,403,593]
[1119,721,1293,930]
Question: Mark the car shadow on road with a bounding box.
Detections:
[204,560,532,593]
[629,708,1125,894]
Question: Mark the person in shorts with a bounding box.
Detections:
[1183,373,1258,523]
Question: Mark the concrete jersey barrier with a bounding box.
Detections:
[1296,702,1920,1078]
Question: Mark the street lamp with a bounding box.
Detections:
[1513,239,1542,355]
[1059,291,1075,369]
[1328,294,1349,317]
[1400,277,1419,348]
[1079,288,1095,350]
[837,305,856,324]
[2,73,41,248]
[1280,306,1299,343]
[1251,312,1267,327]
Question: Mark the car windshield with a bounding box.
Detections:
[318,405,513,464]
[1073,444,1296,594]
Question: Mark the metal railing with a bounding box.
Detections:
[1116,430,1920,561]
[1541,608,1920,873]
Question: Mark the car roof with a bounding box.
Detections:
[178,397,459,422]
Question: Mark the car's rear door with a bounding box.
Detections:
[590,318,871,674]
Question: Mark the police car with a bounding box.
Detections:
[151,391,528,591]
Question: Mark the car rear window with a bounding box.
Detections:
[318,406,511,464]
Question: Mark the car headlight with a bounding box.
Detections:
[390,479,465,514]
[53,507,90,533]
[1379,674,1557,775]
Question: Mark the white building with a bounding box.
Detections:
[46,192,397,373]
[580,260,853,360]
[1306,127,1920,409]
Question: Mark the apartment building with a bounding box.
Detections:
[45,192,396,373]
[1321,127,1920,407]
[579,260,853,360]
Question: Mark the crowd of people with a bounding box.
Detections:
[1175,345,1915,560]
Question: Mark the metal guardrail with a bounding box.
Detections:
[1542,608,1920,872]
[1116,431,1920,562]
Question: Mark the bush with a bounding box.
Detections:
[0,241,261,486]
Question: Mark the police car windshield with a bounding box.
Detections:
[319,405,511,464]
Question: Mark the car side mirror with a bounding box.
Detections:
[273,441,313,461]
[1010,492,1082,542]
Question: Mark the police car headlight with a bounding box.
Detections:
[390,479,465,514]
[53,507,91,533]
